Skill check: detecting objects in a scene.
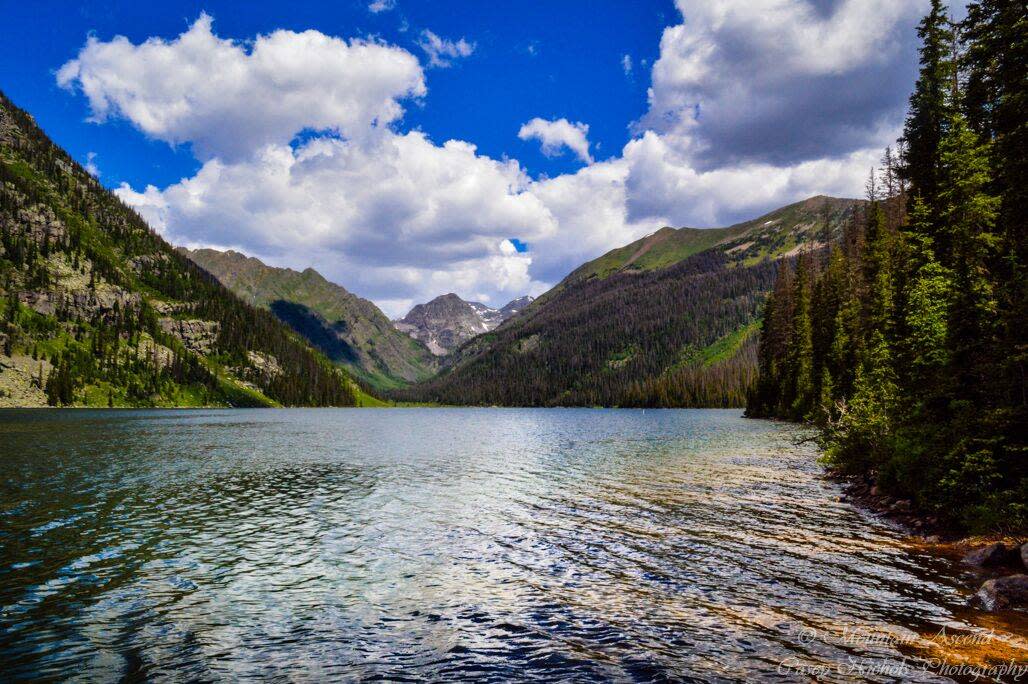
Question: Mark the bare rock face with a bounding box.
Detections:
[970,575,1028,612]
[159,318,220,355]
[394,293,533,355]
[246,351,282,378]
[129,253,171,274]
[15,205,66,244]
[0,353,50,408]
[19,287,139,320]
[394,294,491,355]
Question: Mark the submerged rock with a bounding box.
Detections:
[970,574,1028,612]
[962,542,1011,568]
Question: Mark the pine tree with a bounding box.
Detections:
[901,0,954,213]
[788,253,815,420]
[749,0,1026,532]
[962,0,1028,423]
[937,112,1000,402]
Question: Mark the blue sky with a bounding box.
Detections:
[1,0,673,191]
[0,1,938,316]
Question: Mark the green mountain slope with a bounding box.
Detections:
[0,91,359,408]
[565,196,858,284]
[396,196,862,408]
[182,248,437,390]
[561,225,743,285]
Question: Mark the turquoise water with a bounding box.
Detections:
[0,409,1014,681]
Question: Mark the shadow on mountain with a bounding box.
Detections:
[269,300,359,365]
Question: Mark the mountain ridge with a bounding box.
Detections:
[181,247,437,389]
[394,195,864,407]
[394,292,534,355]
[0,90,362,407]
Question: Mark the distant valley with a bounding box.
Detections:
[0,87,862,409]
[186,197,861,406]
[393,196,862,407]
[181,248,439,390]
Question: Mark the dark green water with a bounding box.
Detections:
[0,409,1021,681]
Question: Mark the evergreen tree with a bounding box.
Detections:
[788,253,815,420]
[937,112,999,401]
[749,1,1026,532]
[901,0,954,215]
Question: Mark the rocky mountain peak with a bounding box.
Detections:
[394,293,533,355]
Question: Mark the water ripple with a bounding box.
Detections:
[1,408,1024,681]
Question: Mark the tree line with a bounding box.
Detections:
[747,0,1026,532]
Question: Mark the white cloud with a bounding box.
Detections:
[84,151,99,177]
[115,131,557,316]
[621,54,633,75]
[68,4,922,316]
[518,117,593,164]
[417,30,475,68]
[57,13,425,161]
[638,0,923,168]
[368,0,395,13]
[620,131,882,226]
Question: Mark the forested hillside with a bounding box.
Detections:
[0,91,359,407]
[182,248,437,390]
[560,196,857,288]
[394,196,861,407]
[748,0,1026,533]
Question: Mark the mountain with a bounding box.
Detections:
[394,293,533,355]
[499,295,534,318]
[0,91,364,408]
[540,195,859,302]
[393,196,862,407]
[181,248,436,390]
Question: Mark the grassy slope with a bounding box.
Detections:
[563,225,743,282]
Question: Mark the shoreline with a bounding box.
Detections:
[831,468,1028,614]
[833,469,1026,544]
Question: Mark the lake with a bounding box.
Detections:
[1,408,1024,681]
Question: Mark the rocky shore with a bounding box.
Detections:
[835,471,1028,614]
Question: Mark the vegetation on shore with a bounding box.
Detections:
[747,0,1027,534]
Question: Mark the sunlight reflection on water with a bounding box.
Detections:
[0,408,1024,681]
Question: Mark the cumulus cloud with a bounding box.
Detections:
[56,13,425,161]
[417,30,475,68]
[518,118,594,164]
[64,3,924,315]
[620,131,882,226]
[115,132,557,316]
[638,0,923,169]
[368,0,395,13]
[622,54,633,76]
[84,152,99,177]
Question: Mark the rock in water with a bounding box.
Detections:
[962,542,1010,568]
[970,575,1028,612]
